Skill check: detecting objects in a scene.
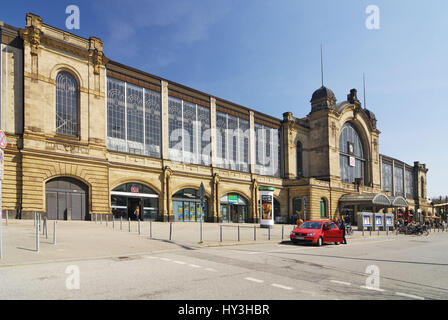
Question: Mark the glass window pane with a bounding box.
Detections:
[56,72,79,136]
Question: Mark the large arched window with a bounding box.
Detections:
[297,141,303,178]
[56,71,79,137]
[339,122,366,185]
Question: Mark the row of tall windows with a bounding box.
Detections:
[106,77,161,158]
[381,159,415,198]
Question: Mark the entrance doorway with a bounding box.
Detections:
[46,177,89,220]
[111,183,159,221]
[220,193,249,223]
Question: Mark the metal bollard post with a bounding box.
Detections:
[120,216,123,231]
[220,225,222,242]
[169,222,172,241]
[128,218,131,232]
[5,211,8,226]
[200,220,203,242]
[36,218,40,253]
[106,215,108,227]
[370,227,372,236]
[150,221,152,238]
[95,213,97,223]
[53,221,57,245]
[282,225,284,240]
[45,217,48,239]
[254,225,256,241]
[34,212,36,226]
[101,214,103,224]
[138,219,141,235]
[238,226,240,242]
[268,227,271,241]
[112,216,115,229]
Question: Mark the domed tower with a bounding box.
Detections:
[310,86,337,113]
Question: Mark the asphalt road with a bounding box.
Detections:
[1,228,447,300]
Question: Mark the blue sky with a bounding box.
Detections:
[2,0,447,198]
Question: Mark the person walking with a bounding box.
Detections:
[297,217,304,227]
[134,205,140,221]
[339,218,347,244]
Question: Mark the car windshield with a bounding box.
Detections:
[299,221,322,229]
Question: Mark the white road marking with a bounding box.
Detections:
[244,277,264,283]
[173,260,186,265]
[188,264,201,268]
[360,286,386,292]
[395,292,424,300]
[271,283,293,290]
[144,256,158,259]
[330,280,351,286]
[205,268,217,272]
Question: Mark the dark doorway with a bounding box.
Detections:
[46,177,89,220]
[128,198,142,221]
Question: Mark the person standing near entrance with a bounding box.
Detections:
[134,206,140,221]
[339,218,347,244]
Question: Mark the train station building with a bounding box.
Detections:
[0,13,434,223]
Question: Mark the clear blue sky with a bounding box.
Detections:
[2,0,447,198]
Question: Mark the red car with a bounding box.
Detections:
[290,220,344,246]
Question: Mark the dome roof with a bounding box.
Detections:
[311,86,336,102]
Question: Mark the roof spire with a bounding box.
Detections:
[363,73,367,109]
[320,43,324,87]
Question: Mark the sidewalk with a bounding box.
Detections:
[0,219,445,266]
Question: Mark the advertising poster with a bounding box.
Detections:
[363,215,371,226]
[259,187,275,227]
[375,215,383,226]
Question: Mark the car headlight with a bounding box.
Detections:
[308,232,315,236]
[290,231,295,235]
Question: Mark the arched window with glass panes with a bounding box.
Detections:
[56,72,79,137]
[339,122,367,185]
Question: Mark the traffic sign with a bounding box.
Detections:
[0,131,6,149]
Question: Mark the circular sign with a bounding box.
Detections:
[0,131,6,149]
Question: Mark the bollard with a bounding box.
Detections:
[220,225,222,242]
[282,225,284,240]
[95,213,97,223]
[39,213,41,232]
[45,217,48,239]
[36,218,40,253]
[138,219,141,235]
[5,211,8,226]
[34,212,36,226]
[254,225,256,241]
[120,216,123,231]
[200,220,203,242]
[128,218,131,232]
[101,214,103,224]
[370,227,372,236]
[53,221,57,245]
[106,215,108,227]
[150,221,152,238]
[238,226,240,242]
[112,216,115,229]
[268,227,271,241]
[169,222,172,241]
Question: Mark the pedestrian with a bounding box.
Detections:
[339,218,347,244]
[134,206,140,221]
[441,220,445,232]
[297,217,304,227]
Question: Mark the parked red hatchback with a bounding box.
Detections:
[290,220,344,246]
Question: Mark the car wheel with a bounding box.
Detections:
[316,237,323,247]
[291,239,298,244]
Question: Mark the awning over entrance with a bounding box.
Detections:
[388,196,408,207]
[339,193,391,207]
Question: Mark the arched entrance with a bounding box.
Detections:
[111,183,159,221]
[172,188,208,222]
[46,177,89,220]
[220,193,249,223]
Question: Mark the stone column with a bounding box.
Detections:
[210,97,217,168]
[161,80,169,160]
